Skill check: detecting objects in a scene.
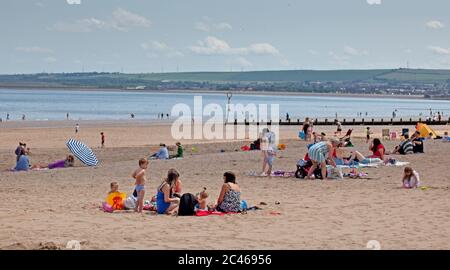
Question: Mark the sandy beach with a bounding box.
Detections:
[1,121,450,250]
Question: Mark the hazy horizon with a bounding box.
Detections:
[1,0,450,74]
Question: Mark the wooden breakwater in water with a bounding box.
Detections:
[230,118,450,126]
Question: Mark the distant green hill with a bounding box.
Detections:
[0,68,449,90]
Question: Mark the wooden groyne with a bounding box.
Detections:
[231,118,450,126]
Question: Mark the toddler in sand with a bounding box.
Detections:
[196,188,209,211]
[132,158,149,213]
[402,167,420,189]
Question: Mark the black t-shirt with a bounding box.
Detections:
[412,138,424,153]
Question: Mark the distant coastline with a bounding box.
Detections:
[0,85,426,100]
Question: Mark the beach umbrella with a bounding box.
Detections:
[66,139,99,166]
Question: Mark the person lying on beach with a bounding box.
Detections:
[338,150,383,166]
[306,138,339,180]
[131,158,149,213]
[391,134,414,155]
[195,187,209,211]
[402,167,420,189]
[30,155,75,170]
[442,132,449,142]
[149,144,169,160]
[210,172,242,213]
[156,169,181,215]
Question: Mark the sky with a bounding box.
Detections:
[1,0,450,74]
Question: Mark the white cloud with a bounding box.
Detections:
[190,36,279,56]
[195,19,232,32]
[141,41,184,58]
[343,45,369,56]
[50,8,151,32]
[428,45,450,55]
[15,46,53,54]
[367,0,382,5]
[248,43,280,55]
[308,49,319,55]
[425,20,445,29]
[66,0,81,4]
[112,8,151,30]
[214,23,232,31]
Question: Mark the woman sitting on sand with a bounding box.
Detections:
[31,155,75,170]
[306,138,339,180]
[212,172,242,213]
[156,169,181,215]
[14,148,30,171]
[368,138,386,160]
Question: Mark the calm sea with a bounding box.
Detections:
[1,89,449,121]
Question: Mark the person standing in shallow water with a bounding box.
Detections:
[75,123,79,134]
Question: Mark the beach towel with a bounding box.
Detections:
[337,164,379,169]
[195,210,245,216]
[246,171,295,178]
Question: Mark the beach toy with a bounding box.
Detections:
[102,202,114,213]
[420,186,429,191]
[191,147,197,153]
[278,144,286,150]
[106,192,126,210]
[66,139,99,166]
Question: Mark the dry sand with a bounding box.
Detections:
[0,121,450,250]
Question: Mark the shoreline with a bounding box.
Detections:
[0,85,426,100]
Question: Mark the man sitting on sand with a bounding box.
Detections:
[149,144,169,160]
[392,134,414,155]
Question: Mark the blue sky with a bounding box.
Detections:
[1,0,449,74]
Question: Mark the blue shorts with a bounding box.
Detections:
[135,185,145,193]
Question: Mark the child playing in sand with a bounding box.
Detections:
[131,158,149,213]
[196,188,209,211]
[402,167,420,189]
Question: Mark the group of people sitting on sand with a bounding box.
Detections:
[108,157,243,215]
[12,142,75,172]
[148,142,184,160]
[301,128,431,189]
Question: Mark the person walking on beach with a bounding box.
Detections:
[75,123,79,134]
[100,132,105,148]
[6,113,9,121]
[335,120,342,136]
[22,114,26,121]
[66,113,69,120]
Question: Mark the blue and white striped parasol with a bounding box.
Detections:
[66,139,99,166]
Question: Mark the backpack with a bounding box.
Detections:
[178,193,197,216]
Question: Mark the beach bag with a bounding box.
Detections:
[299,131,305,140]
[327,166,343,179]
[124,196,137,210]
[178,193,197,216]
